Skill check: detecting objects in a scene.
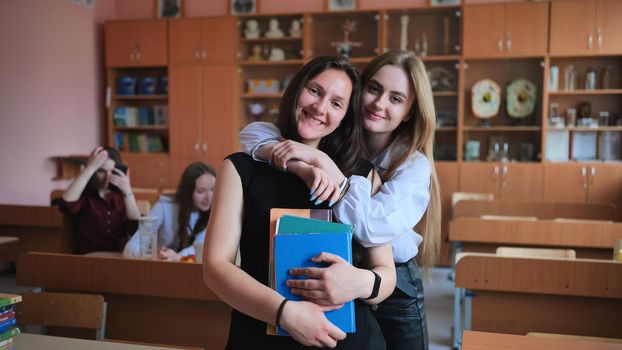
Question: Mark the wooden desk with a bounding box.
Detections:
[453,200,618,221]
[0,205,72,262]
[449,217,622,259]
[0,236,18,247]
[455,254,622,344]
[16,253,231,349]
[461,331,622,350]
[8,333,181,350]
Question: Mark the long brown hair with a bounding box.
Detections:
[360,51,441,270]
[175,162,217,251]
[275,55,365,177]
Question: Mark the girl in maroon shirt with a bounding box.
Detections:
[58,146,140,254]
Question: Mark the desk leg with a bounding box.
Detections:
[464,289,473,331]
[452,287,462,350]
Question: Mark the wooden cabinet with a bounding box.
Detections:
[463,2,548,58]
[105,20,168,67]
[460,163,543,201]
[436,161,459,266]
[543,163,622,208]
[169,17,237,65]
[123,154,171,188]
[550,0,622,56]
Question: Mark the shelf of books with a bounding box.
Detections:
[107,67,169,155]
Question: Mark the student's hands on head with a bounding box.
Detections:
[109,168,132,195]
[286,252,362,305]
[85,147,109,172]
[279,299,346,348]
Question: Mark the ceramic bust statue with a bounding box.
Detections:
[265,18,284,38]
[244,19,260,39]
[289,19,302,38]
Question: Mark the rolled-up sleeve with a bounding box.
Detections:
[239,122,281,160]
[334,153,431,248]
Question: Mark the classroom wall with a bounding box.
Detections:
[0,0,115,205]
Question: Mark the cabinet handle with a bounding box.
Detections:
[202,143,208,151]
[501,165,508,187]
[201,51,207,59]
[581,166,588,190]
[194,143,200,151]
[505,32,511,52]
[588,33,593,50]
[590,166,596,185]
[195,51,200,59]
[129,53,134,60]
[135,51,141,60]
[596,28,602,49]
[497,37,503,52]
[491,165,499,183]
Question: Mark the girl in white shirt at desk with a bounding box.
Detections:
[240,50,441,350]
[123,162,216,261]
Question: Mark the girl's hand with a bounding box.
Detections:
[292,164,341,207]
[109,168,132,195]
[286,252,362,305]
[271,140,322,171]
[85,147,109,171]
[158,247,181,261]
[279,300,346,348]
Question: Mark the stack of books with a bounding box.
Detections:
[267,209,355,336]
[0,293,21,346]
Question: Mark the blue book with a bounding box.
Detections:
[274,216,355,336]
[0,318,16,334]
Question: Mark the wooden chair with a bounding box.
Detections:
[16,291,107,340]
[136,199,151,216]
[496,246,576,259]
[451,192,494,213]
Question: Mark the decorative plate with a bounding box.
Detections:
[471,79,501,119]
[506,79,537,118]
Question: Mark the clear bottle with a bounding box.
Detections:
[563,65,577,91]
[585,68,597,90]
[138,217,158,260]
[602,66,612,90]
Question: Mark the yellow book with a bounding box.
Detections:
[0,293,21,307]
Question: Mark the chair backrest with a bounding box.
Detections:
[496,247,576,259]
[136,199,152,216]
[451,192,494,217]
[16,291,107,340]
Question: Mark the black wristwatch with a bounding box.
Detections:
[364,270,381,300]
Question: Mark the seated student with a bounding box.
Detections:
[124,162,216,261]
[58,146,141,254]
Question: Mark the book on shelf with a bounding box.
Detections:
[154,105,169,126]
[268,211,355,336]
[0,327,20,343]
[0,318,16,334]
[0,311,15,324]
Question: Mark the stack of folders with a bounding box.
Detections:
[267,208,356,336]
[0,293,21,346]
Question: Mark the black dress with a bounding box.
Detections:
[225,153,386,350]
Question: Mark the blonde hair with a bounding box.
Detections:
[360,50,442,271]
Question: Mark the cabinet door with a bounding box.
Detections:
[105,21,135,67]
[542,163,587,203]
[459,163,499,197]
[550,0,596,55]
[201,65,239,168]
[124,155,171,189]
[587,164,622,208]
[595,0,622,54]
[134,20,168,67]
[504,2,548,57]
[499,163,543,201]
[169,19,204,65]
[202,17,238,65]
[169,65,203,159]
[463,4,505,58]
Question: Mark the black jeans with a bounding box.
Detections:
[372,259,428,350]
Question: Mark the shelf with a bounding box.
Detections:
[114,95,168,100]
[420,55,461,62]
[463,126,541,132]
[549,89,622,96]
[241,93,283,98]
[114,126,168,132]
[436,126,457,131]
[240,36,302,43]
[348,57,375,64]
[433,91,458,97]
[239,59,303,66]
[547,126,622,132]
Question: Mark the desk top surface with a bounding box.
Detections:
[6,333,181,350]
[462,331,622,350]
[0,236,18,246]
